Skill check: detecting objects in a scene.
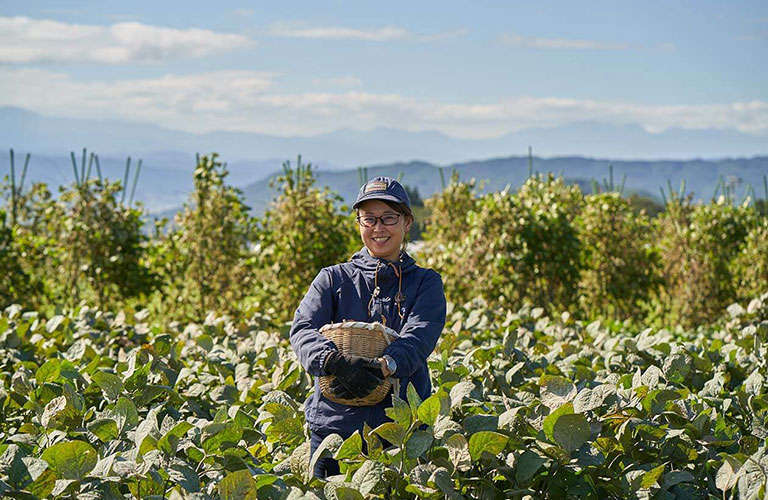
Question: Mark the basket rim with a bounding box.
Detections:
[319,320,399,339]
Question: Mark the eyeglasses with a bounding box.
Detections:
[356,214,401,227]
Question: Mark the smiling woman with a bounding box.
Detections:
[289,176,446,478]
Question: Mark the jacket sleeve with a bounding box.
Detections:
[383,270,446,379]
[289,268,339,376]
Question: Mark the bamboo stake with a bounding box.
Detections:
[80,148,86,184]
[10,149,16,226]
[121,157,131,204]
[85,152,94,182]
[527,146,533,178]
[70,151,80,186]
[129,159,142,206]
[94,155,103,182]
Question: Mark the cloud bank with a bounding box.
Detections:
[0,16,251,63]
[1,68,765,138]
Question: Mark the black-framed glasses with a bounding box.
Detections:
[356,214,401,227]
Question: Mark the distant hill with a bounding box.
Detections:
[3,106,766,215]
[242,156,768,216]
[3,106,768,167]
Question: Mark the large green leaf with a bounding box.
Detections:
[219,469,258,500]
[91,370,123,402]
[35,359,61,384]
[444,433,471,472]
[202,422,243,453]
[543,402,574,442]
[515,450,546,484]
[385,395,412,428]
[539,374,576,410]
[87,418,119,442]
[334,431,363,461]
[373,422,407,447]
[309,433,343,478]
[41,441,98,481]
[351,459,387,496]
[406,430,433,459]
[114,397,138,434]
[417,393,443,426]
[468,431,508,461]
[552,413,590,453]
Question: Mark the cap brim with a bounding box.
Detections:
[352,193,405,209]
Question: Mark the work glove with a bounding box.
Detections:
[324,352,384,399]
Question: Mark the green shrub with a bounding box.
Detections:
[733,215,768,300]
[256,157,357,323]
[148,154,255,320]
[576,192,660,321]
[652,195,757,328]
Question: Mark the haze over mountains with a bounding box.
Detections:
[2,106,767,215]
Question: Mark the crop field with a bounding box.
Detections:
[1,295,767,499]
[1,153,768,499]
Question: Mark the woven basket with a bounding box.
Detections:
[319,321,399,406]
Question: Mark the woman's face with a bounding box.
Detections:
[357,199,412,262]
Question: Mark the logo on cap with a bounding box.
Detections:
[364,180,388,193]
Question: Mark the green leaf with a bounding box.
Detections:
[334,431,363,461]
[91,370,123,402]
[715,455,742,492]
[543,402,574,442]
[444,433,471,472]
[202,422,243,453]
[158,421,193,456]
[642,389,684,415]
[406,430,433,459]
[114,397,138,434]
[407,383,422,417]
[385,395,412,428]
[417,393,443,426]
[373,422,407,447]
[265,414,304,447]
[351,459,387,496]
[449,381,475,408]
[41,441,98,481]
[573,385,616,413]
[552,413,590,453]
[218,469,258,500]
[515,450,546,484]
[640,464,665,489]
[309,433,343,478]
[36,359,61,384]
[468,431,508,461]
[290,442,311,483]
[334,486,365,500]
[539,374,576,410]
[87,418,119,442]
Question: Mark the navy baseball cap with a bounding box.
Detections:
[353,176,411,209]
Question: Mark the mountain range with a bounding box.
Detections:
[2,106,766,215]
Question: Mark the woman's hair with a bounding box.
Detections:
[356,200,414,253]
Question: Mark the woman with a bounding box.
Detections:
[289,176,447,478]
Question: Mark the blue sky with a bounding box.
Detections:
[1,1,766,138]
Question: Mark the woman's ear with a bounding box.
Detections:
[404,216,413,233]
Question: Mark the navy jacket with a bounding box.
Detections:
[289,248,446,434]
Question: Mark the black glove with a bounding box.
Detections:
[324,352,384,399]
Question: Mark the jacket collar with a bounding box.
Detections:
[350,247,416,274]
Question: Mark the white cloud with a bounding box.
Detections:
[268,22,467,42]
[0,16,251,64]
[269,22,410,41]
[1,68,765,138]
